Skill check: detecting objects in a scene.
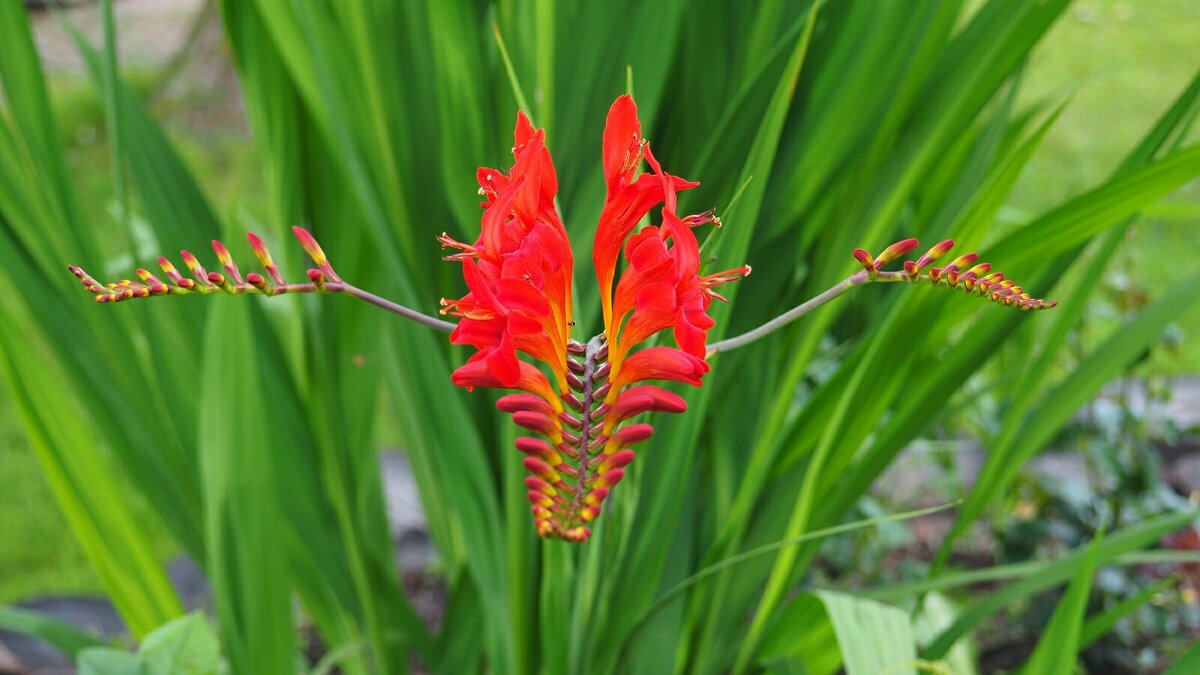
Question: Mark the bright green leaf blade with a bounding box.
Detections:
[1018,532,1101,675]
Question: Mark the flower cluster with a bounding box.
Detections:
[440,96,748,540]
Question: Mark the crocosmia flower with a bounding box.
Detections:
[71,94,1054,542]
[440,96,748,541]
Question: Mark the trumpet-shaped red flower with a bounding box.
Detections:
[441,96,748,540]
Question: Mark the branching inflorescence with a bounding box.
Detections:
[68,95,1055,542]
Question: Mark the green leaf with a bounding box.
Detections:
[78,647,148,675]
[1018,532,1101,675]
[758,591,916,675]
[199,301,296,674]
[139,613,220,675]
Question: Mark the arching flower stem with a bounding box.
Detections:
[706,272,866,356]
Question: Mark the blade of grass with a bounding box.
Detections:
[1018,532,1101,675]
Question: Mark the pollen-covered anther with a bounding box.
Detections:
[683,208,720,228]
[618,135,647,175]
[701,266,752,302]
[436,232,481,260]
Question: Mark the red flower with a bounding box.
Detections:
[441,95,748,540]
[440,112,574,394]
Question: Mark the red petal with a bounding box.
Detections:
[450,359,557,401]
[513,410,557,436]
[597,449,636,473]
[484,334,521,386]
[612,423,654,445]
[611,385,687,421]
[615,347,709,388]
[635,282,677,312]
[514,110,536,150]
[497,394,555,416]
[602,95,642,189]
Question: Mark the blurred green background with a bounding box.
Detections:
[1,0,1197,605]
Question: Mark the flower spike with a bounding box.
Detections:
[851,238,1057,311]
[67,229,455,331]
[441,98,747,540]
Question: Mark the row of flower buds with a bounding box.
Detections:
[852,238,1056,310]
[68,228,340,304]
[502,335,689,541]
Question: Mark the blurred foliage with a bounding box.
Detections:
[1,0,1199,673]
